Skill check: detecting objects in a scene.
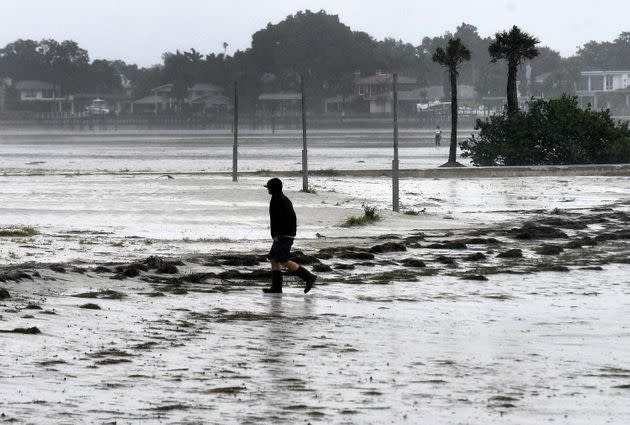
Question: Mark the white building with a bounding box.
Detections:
[577,70,630,110]
[14,80,68,111]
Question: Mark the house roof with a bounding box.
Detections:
[258,92,302,101]
[71,93,131,101]
[376,85,477,102]
[15,80,57,90]
[355,74,416,86]
[534,72,553,84]
[149,82,224,95]
[190,91,228,103]
[150,83,174,93]
[581,70,630,76]
[190,83,223,92]
[133,94,170,104]
[191,93,230,106]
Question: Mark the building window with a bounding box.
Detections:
[605,75,613,90]
[23,90,36,98]
[42,89,54,98]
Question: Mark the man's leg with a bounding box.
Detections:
[286,260,317,294]
[263,260,283,293]
[271,260,282,271]
[285,261,299,272]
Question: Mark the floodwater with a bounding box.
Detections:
[0,129,473,173]
[1,132,629,424]
[2,263,630,424]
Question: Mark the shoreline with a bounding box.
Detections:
[0,163,628,178]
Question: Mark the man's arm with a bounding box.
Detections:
[269,197,281,238]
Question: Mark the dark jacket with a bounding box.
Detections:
[269,192,297,238]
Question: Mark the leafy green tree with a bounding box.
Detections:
[129,65,163,98]
[374,38,420,76]
[162,49,205,109]
[488,26,539,114]
[39,39,90,95]
[461,95,630,165]
[432,38,471,166]
[89,59,123,93]
[248,10,380,103]
[0,39,46,80]
[453,23,490,87]
[577,32,630,70]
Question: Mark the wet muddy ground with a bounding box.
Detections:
[1,205,629,424]
[1,135,629,423]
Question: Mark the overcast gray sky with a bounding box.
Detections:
[3,0,629,66]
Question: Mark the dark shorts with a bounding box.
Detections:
[267,236,294,262]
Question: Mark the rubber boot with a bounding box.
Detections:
[263,270,282,294]
[295,266,317,294]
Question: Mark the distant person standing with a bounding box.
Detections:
[434,126,442,147]
[262,177,317,294]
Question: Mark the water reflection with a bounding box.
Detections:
[261,294,315,416]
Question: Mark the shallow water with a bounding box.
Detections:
[1,263,629,424]
[0,172,628,263]
[0,130,471,173]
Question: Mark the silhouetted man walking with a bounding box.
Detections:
[262,177,317,294]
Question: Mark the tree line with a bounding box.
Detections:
[1,10,630,110]
[430,27,630,166]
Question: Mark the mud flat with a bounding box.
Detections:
[1,198,630,423]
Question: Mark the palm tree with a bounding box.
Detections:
[488,25,539,114]
[432,38,471,167]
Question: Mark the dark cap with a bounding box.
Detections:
[264,177,283,193]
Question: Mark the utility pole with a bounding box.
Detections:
[301,74,308,192]
[392,73,400,212]
[232,80,238,182]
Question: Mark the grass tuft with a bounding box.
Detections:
[403,208,426,216]
[345,204,381,226]
[0,226,39,237]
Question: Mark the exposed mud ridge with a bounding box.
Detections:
[0,206,628,294]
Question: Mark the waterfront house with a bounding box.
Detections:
[577,70,630,112]
[14,80,68,111]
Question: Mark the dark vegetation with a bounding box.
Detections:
[344,205,381,226]
[0,226,38,237]
[432,38,471,166]
[488,26,539,115]
[462,96,630,165]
